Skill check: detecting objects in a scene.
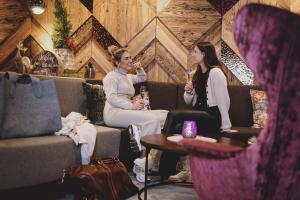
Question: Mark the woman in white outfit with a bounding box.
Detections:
[103,45,167,182]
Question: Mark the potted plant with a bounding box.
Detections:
[52,0,75,71]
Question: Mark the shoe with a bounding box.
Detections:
[134,157,153,171]
[132,164,151,183]
[168,170,192,183]
[128,125,141,153]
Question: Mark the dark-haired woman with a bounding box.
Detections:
[166,42,232,182]
[103,45,168,182]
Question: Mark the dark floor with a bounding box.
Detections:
[0,174,198,200]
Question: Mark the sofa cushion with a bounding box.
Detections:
[228,85,262,127]
[0,125,121,190]
[82,82,106,125]
[147,82,177,110]
[93,126,121,158]
[250,89,268,128]
[39,76,86,117]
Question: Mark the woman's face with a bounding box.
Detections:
[191,46,205,64]
[118,51,133,71]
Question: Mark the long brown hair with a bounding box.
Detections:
[192,42,224,86]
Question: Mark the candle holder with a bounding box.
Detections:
[181,120,198,138]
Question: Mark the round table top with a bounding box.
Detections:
[140,134,246,155]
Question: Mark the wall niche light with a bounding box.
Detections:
[29,0,46,15]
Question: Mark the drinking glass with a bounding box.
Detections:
[181,120,198,138]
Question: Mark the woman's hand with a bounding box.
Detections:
[133,62,142,70]
[132,99,145,110]
[184,81,194,94]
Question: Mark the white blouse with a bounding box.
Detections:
[184,68,232,131]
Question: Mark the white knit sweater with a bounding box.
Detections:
[184,68,232,131]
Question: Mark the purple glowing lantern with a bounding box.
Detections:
[181,120,198,138]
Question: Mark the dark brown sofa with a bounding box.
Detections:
[0,76,262,190]
[141,82,263,141]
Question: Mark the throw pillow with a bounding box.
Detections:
[250,89,268,128]
[82,82,106,125]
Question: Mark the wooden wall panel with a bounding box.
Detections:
[155,41,186,83]
[93,0,156,46]
[127,18,156,58]
[156,19,188,69]
[133,40,156,70]
[0,18,31,63]
[158,0,221,49]
[147,61,176,83]
[0,0,29,44]
[0,0,260,85]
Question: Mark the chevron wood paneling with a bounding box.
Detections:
[93,0,156,46]
[133,40,156,71]
[157,0,172,13]
[158,0,221,49]
[0,0,29,44]
[34,0,91,35]
[0,0,253,85]
[0,18,31,64]
[147,61,176,83]
[156,19,188,69]
[155,41,186,83]
[127,18,156,58]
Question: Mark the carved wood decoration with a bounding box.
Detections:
[1,0,298,84]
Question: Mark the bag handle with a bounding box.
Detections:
[4,71,18,82]
[8,74,43,99]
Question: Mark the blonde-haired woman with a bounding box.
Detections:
[103,45,167,182]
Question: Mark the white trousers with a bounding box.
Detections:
[104,109,169,136]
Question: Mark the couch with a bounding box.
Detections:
[0,75,262,190]
[0,75,121,190]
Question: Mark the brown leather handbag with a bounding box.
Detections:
[63,157,139,200]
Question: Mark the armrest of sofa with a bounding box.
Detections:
[179,138,244,158]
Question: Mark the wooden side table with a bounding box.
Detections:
[138,134,246,200]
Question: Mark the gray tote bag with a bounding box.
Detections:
[0,74,62,138]
[0,72,18,129]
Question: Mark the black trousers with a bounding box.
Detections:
[159,106,221,176]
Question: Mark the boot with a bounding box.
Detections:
[168,156,192,183]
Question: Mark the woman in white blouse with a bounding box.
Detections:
[103,45,167,182]
[167,42,232,182]
[184,42,231,132]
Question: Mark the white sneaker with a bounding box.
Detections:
[134,157,153,171]
[130,125,142,151]
[132,164,150,183]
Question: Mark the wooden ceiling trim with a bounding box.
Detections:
[0,18,31,63]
